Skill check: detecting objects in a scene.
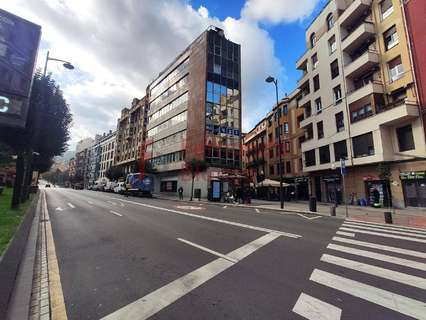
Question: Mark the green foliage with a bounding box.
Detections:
[105,166,125,181]
[186,158,208,177]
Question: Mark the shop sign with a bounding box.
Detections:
[363,175,379,181]
[400,171,426,180]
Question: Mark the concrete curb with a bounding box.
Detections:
[0,191,40,319]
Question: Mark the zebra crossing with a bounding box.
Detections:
[292,219,426,320]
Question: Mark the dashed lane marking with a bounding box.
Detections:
[67,202,75,209]
[109,210,123,217]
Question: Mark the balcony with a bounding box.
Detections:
[298,92,311,108]
[344,50,379,79]
[347,81,383,105]
[297,72,309,88]
[296,50,309,70]
[376,100,419,126]
[342,22,375,54]
[340,0,372,28]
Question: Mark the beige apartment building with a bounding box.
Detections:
[115,97,148,174]
[297,0,426,208]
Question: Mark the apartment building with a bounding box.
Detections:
[87,134,103,186]
[296,0,426,208]
[98,131,116,179]
[115,97,148,174]
[244,92,309,200]
[145,26,242,197]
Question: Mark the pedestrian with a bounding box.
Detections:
[178,186,184,200]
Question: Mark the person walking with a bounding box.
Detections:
[178,186,184,200]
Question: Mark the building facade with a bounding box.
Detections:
[115,98,148,174]
[99,131,116,179]
[145,26,242,198]
[296,0,426,208]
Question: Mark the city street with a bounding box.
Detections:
[44,187,426,320]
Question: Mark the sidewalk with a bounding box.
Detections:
[152,193,426,229]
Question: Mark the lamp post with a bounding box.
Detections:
[43,51,74,76]
[265,76,284,209]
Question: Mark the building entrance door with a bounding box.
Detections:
[402,179,426,207]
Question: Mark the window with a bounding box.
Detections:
[313,75,320,91]
[335,112,344,132]
[384,25,399,51]
[329,35,336,54]
[311,54,318,70]
[297,114,304,128]
[213,63,221,74]
[283,122,289,134]
[269,165,275,175]
[285,141,291,152]
[353,132,375,157]
[315,98,322,114]
[327,13,334,30]
[380,0,394,20]
[388,56,404,82]
[330,59,339,79]
[286,161,291,174]
[305,123,314,140]
[317,121,324,139]
[305,104,312,118]
[396,124,415,151]
[282,105,288,115]
[333,85,342,104]
[305,149,316,167]
[334,140,347,160]
[319,145,330,164]
[351,104,373,122]
[310,33,317,48]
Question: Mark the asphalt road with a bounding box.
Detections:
[44,187,426,320]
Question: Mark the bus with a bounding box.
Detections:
[124,173,153,197]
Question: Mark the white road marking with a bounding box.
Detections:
[223,206,227,209]
[109,210,123,217]
[292,292,341,320]
[339,227,426,243]
[342,223,426,238]
[88,201,94,205]
[327,243,426,271]
[344,221,426,235]
[332,236,426,259]
[321,254,426,290]
[346,218,426,232]
[255,208,260,213]
[101,232,281,320]
[298,213,322,220]
[120,203,125,207]
[67,203,75,209]
[310,269,426,320]
[336,231,355,237]
[112,197,301,238]
[177,238,238,263]
[55,207,63,211]
[176,205,203,210]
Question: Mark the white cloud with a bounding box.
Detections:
[1,0,288,150]
[242,0,321,24]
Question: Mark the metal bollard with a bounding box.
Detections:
[384,211,393,224]
[309,197,317,212]
[330,205,336,216]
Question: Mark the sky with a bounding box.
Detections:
[1,0,327,151]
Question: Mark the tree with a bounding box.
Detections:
[105,166,124,181]
[0,72,72,207]
[185,158,208,201]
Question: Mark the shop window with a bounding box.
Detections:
[396,124,415,151]
[319,145,331,164]
[160,181,177,192]
[353,132,375,157]
[384,25,399,51]
[305,149,316,167]
[335,112,344,132]
[313,75,320,91]
[330,59,339,79]
[317,121,324,139]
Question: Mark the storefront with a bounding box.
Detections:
[323,175,342,204]
[400,171,426,207]
[363,176,391,208]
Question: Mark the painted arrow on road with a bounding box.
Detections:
[55,207,63,211]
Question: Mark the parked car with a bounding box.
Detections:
[114,182,125,194]
[93,180,107,191]
[105,181,117,192]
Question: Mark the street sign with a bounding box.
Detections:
[0,9,41,128]
[340,158,347,176]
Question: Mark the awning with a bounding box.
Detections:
[257,179,290,188]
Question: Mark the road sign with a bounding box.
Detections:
[340,158,347,176]
[0,9,41,128]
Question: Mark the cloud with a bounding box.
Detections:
[242,0,321,24]
[2,0,287,150]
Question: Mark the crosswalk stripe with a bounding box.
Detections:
[342,223,426,238]
[336,231,355,237]
[346,219,426,232]
[327,244,426,271]
[310,269,426,320]
[339,227,426,243]
[292,292,341,320]
[344,221,426,235]
[332,236,426,259]
[321,254,426,290]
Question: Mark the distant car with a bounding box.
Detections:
[114,182,125,194]
[105,181,117,192]
[45,184,51,188]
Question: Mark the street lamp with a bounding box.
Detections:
[43,51,75,76]
[265,76,284,209]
